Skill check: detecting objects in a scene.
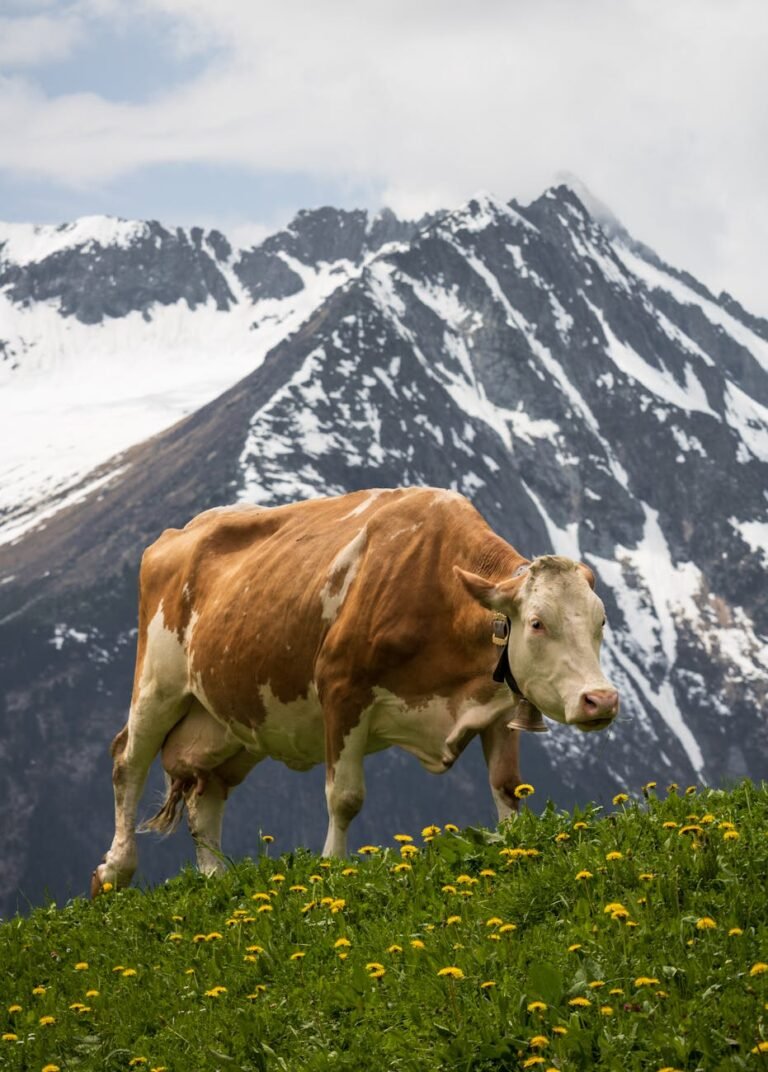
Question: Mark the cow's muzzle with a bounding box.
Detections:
[573,688,619,731]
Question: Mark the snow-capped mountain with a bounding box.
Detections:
[0,185,766,916]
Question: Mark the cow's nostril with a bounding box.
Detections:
[581,690,619,718]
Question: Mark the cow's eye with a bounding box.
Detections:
[530,618,544,632]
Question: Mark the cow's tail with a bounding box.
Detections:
[139,775,186,837]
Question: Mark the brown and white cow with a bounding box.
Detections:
[92,487,618,892]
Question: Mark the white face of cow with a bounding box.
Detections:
[456,556,619,731]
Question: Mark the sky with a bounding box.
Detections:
[0,0,766,314]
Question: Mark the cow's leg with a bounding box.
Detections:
[185,749,261,875]
[322,714,370,857]
[480,715,521,822]
[92,690,190,894]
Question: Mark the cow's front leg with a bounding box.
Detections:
[322,715,369,857]
[480,715,522,822]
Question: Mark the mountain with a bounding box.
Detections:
[0,186,766,917]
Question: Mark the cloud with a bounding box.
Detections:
[0,0,766,312]
[0,13,84,66]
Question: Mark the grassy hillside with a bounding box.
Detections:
[1,781,767,1071]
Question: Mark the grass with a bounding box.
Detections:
[1,780,767,1071]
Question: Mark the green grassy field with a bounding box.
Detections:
[1,781,767,1072]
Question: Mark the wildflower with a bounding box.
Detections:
[437,966,465,979]
[74,961,89,971]
[387,944,403,954]
[685,785,697,795]
[723,830,740,841]
[568,997,591,1008]
[442,884,457,894]
[290,885,308,893]
[605,851,623,861]
[192,934,207,943]
[588,980,606,989]
[400,844,419,858]
[524,848,540,857]
[642,781,657,794]
[662,821,678,829]
[445,823,459,833]
[167,933,183,942]
[639,872,656,881]
[522,1058,546,1068]
[257,904,273,913]
[334,938,351,948]
[319,861,332,869]
[656,990,668,998]
[599,1005,614,1015]
[121,968,137,977]
[555,832,570,842]
[290,951,306,961]
[270,873,285,883]
[575,870,593,880]
[39,1015,56,1025]
[514,783,534,798]
[8,1005,21,1013]
[696,917,717,930]
[480,981,496,989]
[247,986,268,999]
[101,882,114,892]
[480,868,496,877]
[410,939,426,950]
[612,793,629,805]
[567,943,582,953]
[32,986,47,994]
[446,915,461,926]
[301,901,317,913]
[728,928,743,936]
[634,976,660,987]
[394,833,413,843]
[719,820,736,829]
[604,902,628,916]
[552,1025,568,1035]
[261,834,274,843]
[129,1059,148,1067]
[42,1067,61,1072]
[206,932,223,941]
[749,963,768,976]
[366,962,386,978]
[528,1001,547,1012]
[498,923,517,934]
[204,986,227,997]
[487,933,501,942]
[529,1035,549,1048]
[246,944,265,953]
[486,917,503,927]
[751,1043,768,1054]
[357,845,380,855]
[2,1034,18,1042]
[341,867,357,876]
[573,821,588,830]
[69,1002,86,1011]
[456,874,478,884]
[243,955,257,963]
[251,892,271,901]
[421,825,441,837]
[700,813,715,824]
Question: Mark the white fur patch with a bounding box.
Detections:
[319,526,368,622]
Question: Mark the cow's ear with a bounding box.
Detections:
[454,566,526,612]
[578,563,596,589]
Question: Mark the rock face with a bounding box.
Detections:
[0,186,766,917]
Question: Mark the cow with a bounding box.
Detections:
[92,486,619,893]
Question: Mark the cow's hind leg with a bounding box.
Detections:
[92,690,190,895]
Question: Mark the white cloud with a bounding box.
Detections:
[0,0,766,312]
[0,13,84,66]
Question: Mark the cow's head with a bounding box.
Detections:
[455,556,619,731]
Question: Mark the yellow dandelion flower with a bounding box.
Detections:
[257,904,273,913]
[301,901,317,913]
[121,968,137,977]
[246,944,265,953]
[486,917,503,927]
[612,793,629,805]
[442,883,457,894]
[588,980,605,989]
[685,785,697,795]
[290,951,306,961]
[207,933,223,940]
[270,873,285,883]
[696,917,716,930]
[728,927,743,936]
[357,845,380,854]
[455,873,477,884]
[662,821,678,829]
[39,1015,56,1025]
[334,938,351,948]
[575,870,593,880]
[568,997,591,1008]
[529,1034,549,1048]
[387,944,403,953]
[524,848,540,857]
[609,988,624,996]
[204,986,227,997]
[567,943,582,953]
[261,834,274,843]
[639,872,656,881]
[243,955,257,963]
[74,961,89,970]
[751,1042,768,1054]
[394,833,413,842]
[319,861,332,869]
[341,867,357,876]
[445,823,459,833]
[391,863,412,873]
[410,939,426,950]
[487,933,501,941]
[625,920,639,928]
[750,963,768,976]
[600,1005,614,1015]
[366,962,386,977]
[446,915,461,925]
[498,923,517,934]
[604,901,628,915]
[7,1005,22,1013]
[309,874,323,883]
[555,832,570,842]
[642,781,657,792]
[480,980,496,989]
[656,989,668,998]
[634,976,660,987]
[723,830,740,841]
[330,899,345,913]
[2,1033,18,1042]
[400,844,419,857]
[32,986,47,994]
[605,851,623,861]
[552,1025,568,1036]
[129,1059,148,1067]
[421,825,441,837]
[437,966,465,979]
[699,813,715,824]
[514,783,534,798]
[573,821,588,830]
[69,1002,86,1011]
[251,892,271,901]
[480,868,496,877]
[719,820,736,829]
[42,1066,61,1072]
[289,885,308,893]
[522,1057,546,1068]
[527,1000,547,1012]
[167,933,183,942]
